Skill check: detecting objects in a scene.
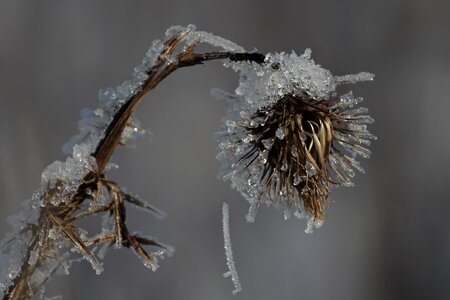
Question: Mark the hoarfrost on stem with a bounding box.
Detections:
[222,202,242,295]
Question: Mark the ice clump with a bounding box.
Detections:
[228,49,336,114]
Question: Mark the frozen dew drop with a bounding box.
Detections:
[150,39,164,55]
[143,259,159,272]
[342,181,355,187]
[249,119,259,127]
[242,134,255,144]
[225,120,236,133]
[284,209,291,220]
[239,111,250,119]
[94,108,104,117]
[259,150,269,164]
[294,209,305,219]
[235,145,247,155]
[305,162,318,176]
[305,217,323,234]
[275,127,286,140]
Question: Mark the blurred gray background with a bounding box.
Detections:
[1,0,449,299]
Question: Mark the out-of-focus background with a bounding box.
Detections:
[1,1,449,299]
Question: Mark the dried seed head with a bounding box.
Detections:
[216,50,375,231]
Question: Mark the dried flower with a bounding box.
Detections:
[215,50,375,232]
[1,24,376,299]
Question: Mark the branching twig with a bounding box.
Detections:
[2,27,265,300]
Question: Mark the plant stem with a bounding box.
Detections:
[3,30,264,300]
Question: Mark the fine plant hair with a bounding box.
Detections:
[0,25,375,299]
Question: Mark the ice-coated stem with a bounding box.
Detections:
[93,46,265,172]
[2,28,263,300]
[222,202,242,295]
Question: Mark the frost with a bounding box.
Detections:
[275,127,286,140]
[222,202,242,295]
[305,218,324,234]
[225,49,336,116]
[335,72,374,84]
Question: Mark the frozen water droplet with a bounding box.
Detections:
[276,127,286,140]
[294,209,305,219]
[305,162,317,176]
[339,92,354,106]
[305,217,323,234]
[225,120,236,133]
[235,145,247,155]
[94,108,104,117]
[343,181,355,187]
[284,209,291,220]
[259,150,269,164]
[242,134,255,143]
[239,111,249,118]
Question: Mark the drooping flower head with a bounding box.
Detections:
[215,49,375,232]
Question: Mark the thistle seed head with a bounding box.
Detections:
[216,50,375,231]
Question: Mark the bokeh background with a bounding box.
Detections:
[1,1,449,299]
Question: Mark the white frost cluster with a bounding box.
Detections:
[225,50,337,114]
[222,202,242,295]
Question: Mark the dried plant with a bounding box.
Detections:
[0,25,374,299]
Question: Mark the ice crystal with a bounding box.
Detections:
[222,202,242,295]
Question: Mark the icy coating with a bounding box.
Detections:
[230,50,336,110]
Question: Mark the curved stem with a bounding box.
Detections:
[3,32,264,300]
[94,48,265,172]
